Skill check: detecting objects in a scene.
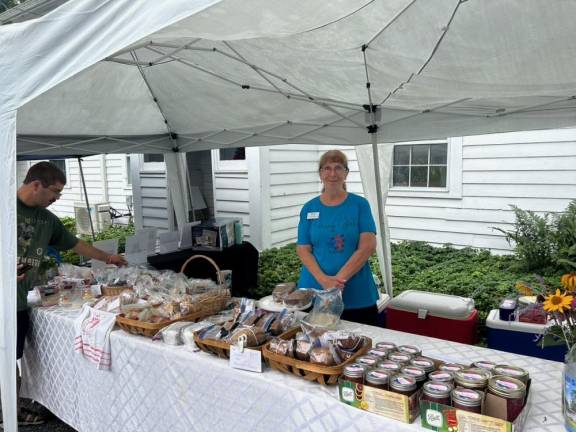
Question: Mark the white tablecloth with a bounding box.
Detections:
[21,307,564,432]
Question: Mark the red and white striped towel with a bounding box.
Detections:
[73,304,117,370]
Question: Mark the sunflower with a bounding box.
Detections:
[543,289,573,313]
[561,273,576,292]
[515,282,533,296]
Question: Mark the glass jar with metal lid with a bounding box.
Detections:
[342,363,368,384]
[375,341,397,352]
[492,365,529,384]
[410,356,435,374]
[451,387,482,413]
[356,355,379,368]
[401,366,427,388]
[422,381,453,405]
[397,345,422,357]
[454,368,490,390]
[367,348,389,359]
[388,352,413,365]
[486,376,526,421]
[365,369,390,390]
[439,363,465,373]
[473,360,497,372]
[389,374,417,397]
[377,359,402,373]
[428,370,454,385]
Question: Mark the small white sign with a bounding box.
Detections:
[307,212,319,220]
[229,346,262,373]
[91,284,103,297]
[159,231,180,254]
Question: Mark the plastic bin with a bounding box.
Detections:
[386,290,478,344]
[485,309,567,362]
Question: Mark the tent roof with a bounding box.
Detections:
[5,0,576,157]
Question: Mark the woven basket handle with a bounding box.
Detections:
[179,254,224,286]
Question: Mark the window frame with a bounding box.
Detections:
[212,147,247,172]
[388,137,463,199]
[140,153,165,173]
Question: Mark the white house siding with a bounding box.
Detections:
[211,149,251,242]
[16,155,133,226]
[385,128,576,254]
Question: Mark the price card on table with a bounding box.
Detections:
[229,346,262,373]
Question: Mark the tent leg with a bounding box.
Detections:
[77,157,96,241]
[370,133,393,297]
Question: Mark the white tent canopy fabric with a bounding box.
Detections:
[2,0,576,430]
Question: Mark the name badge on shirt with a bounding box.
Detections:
[307,212,320,220]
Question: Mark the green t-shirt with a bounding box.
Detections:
[17,199,79,311]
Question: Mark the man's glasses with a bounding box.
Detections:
[46,186,63,198]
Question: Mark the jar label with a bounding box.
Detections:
[475,361,495,369]
[391,355,410,361]
[497,367,523,376]
[462,373,483,381]
[368,371,388,379]
[495,379,519,390]
[403,367,424,377]
[368,350,387,357]
[414,360,433,367]
[395,376,413,385]
[359,358,377,365]
[399,346,419,354]
[376,342,395,349]
[454,389,480,401]
[431,373,451,380]
[380,363,400,370]
[341,387,355,403]
[441,364,462,371]
[346,366,364,374]
[427,383,449,392]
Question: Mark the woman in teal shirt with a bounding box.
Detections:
[297,150,379,326]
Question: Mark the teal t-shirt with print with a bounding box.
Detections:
[297,193,379,309]
[17,199,79,311]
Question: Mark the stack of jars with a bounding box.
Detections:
[341,341,529,422]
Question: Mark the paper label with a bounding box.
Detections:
[456,410,508,432]
[229,346,262,373]
[426,408,444,428]
[91,284,102,297]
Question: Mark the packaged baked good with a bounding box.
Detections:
[295,340,313,361]
[228,326,267,347]
[309,347,336,366]
[268,338,295,357]
[283,289,314,308]
[272,282,296,303]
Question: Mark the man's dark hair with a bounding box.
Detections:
[23,162,67,187]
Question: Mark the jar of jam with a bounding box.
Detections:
[365,370,390,390]
[422,381,453,406]
[473,360,497,372]
[451,387,482,414]
[356,355,379,368]
[428,370,454,385]
[388,352,413,365]
[375,341,397,352]
[367,349,389,359]
[492,365,529,384]
[389,374,417,397]
[439,363,465,373]
[377,359,402,373]
[410,356,435,374]
[486,376,526,421]
[342,363,368,384]
[401,366,427,388]
[454,368,490,390]
[397,345,422,357]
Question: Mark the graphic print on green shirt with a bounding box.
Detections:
[17,199,78,311]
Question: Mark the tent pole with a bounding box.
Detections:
[77,157,96,241]
[369,124,393,298]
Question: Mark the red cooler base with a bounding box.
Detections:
[386,308,479,344]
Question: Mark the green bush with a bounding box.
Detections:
[58,220,135,265]
[256,240,563,332]
[494,200,576,273]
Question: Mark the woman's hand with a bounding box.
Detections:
[319,275,346,290]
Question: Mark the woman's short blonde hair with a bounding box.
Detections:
[318,149,349,172]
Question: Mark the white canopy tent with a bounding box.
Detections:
[1,0,576,430]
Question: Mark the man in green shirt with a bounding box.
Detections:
[14,161,126,425]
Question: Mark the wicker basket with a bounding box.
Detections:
[179,254,230,315]
[102,286,133,297]
[116,309,213,338]
[193,333,271,359]
[262,328,373,385]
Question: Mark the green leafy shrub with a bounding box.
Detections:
[555,200,576,271]
[255,243,301,298]
[59,220,135,265]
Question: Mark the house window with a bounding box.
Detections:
[213,147,247,171]
[392,143,447,188]
[143,154,164,163]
